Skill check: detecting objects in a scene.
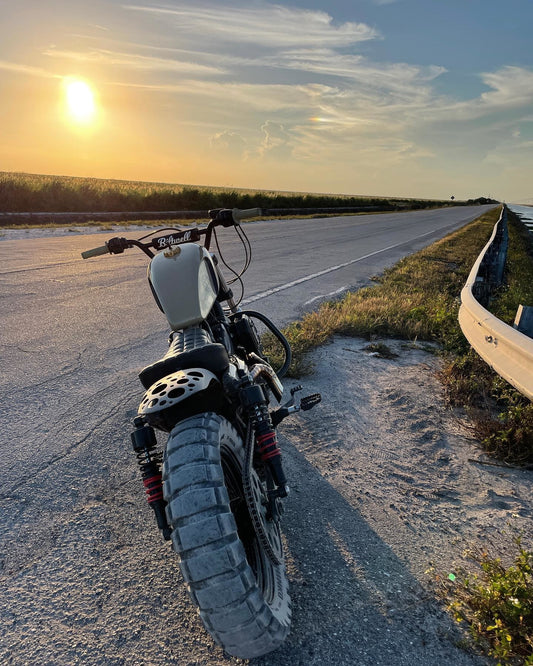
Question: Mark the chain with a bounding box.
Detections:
[242,422,283,566]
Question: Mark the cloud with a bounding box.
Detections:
[413,66,533,125]
[263,48,446,93]
[210,129,247,156]
[259,121,292,158]
[106,78,334,112]
[43,48,225,76]
[0,60,58,79]
[101,60,533,172]
[479,66,533,110]
[123,2,379,48]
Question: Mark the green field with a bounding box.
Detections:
[0,171,495,216]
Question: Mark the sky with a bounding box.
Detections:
[1,0,532,201]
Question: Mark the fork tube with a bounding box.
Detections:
[215,263,239,314]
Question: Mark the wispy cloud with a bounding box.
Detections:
[262,48,445,92]
[123,2,379,47]
[106,78,332,112]
[0,60,58,79]
[210,129,247,156]
[480,67,533,110]
[110,2,447,148]
[421,66,533,122]
[43,48,225,76]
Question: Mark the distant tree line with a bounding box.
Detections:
[0,172,499,215]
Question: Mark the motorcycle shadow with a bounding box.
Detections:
[251,435,483,666]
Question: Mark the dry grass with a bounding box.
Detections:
[271,207,500,374]
[264,205,533,465]
[0,171,488,217]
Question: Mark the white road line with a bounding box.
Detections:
[242,222,453,306]
[304,285,349,306]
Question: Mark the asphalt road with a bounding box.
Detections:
[0,206,493,665]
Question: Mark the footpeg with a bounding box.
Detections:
[300,393,321,411]
[271,387,322,427]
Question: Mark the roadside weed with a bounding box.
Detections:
[273,206,533,465]
[442,536,533,665]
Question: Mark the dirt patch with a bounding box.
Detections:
[281,337,532,578]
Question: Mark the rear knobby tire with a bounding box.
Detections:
[162,412,291,658]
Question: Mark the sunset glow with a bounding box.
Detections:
[1,1,532,200]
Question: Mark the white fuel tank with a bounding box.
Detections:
[148,243,219,330]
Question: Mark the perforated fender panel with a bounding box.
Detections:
[138,368,219,416]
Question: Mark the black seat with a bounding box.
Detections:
[139,343,230,390]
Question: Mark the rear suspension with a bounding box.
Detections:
[131,416,171,540]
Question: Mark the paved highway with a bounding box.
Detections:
[0,206,493,665]
[1,206,492,478]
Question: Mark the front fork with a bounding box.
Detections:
[239,380,288,498]
[238,377,321,521]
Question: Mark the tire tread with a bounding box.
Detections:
[162,412,290,659]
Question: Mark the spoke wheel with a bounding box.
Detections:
[163,412,291,659]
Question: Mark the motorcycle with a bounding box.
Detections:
[82,207,320,658]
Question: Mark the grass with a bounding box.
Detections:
[440,535,533,665]
[264,205,533,466]
[264,206,499,372]
[0,171,494,219]
[263,204,533,663]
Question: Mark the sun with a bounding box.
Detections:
[64,78,96,124]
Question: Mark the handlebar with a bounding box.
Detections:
[81,245,110,259]
[81,207,262,259]
[232,207,261,221]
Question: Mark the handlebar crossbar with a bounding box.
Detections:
[81,207,261,259]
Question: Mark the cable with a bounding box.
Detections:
[232,310,292,378]
[213,224,255,307]
[137,226,184,241]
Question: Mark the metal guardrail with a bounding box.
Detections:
[458,205,533,400]
[0,206,386,225]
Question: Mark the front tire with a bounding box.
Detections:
[162,412,291,658]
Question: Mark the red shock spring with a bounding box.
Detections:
[256,430,282,461]
[143,470,164,504]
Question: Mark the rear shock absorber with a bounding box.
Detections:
[131,416,171,540]
[255,407,288,498]
[240,382,288,497]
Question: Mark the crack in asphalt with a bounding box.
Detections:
[0,384,139,499]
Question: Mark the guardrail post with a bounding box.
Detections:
[514,305,533,338]
[494,207,508,285]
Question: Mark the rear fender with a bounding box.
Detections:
[138,368,223,431]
